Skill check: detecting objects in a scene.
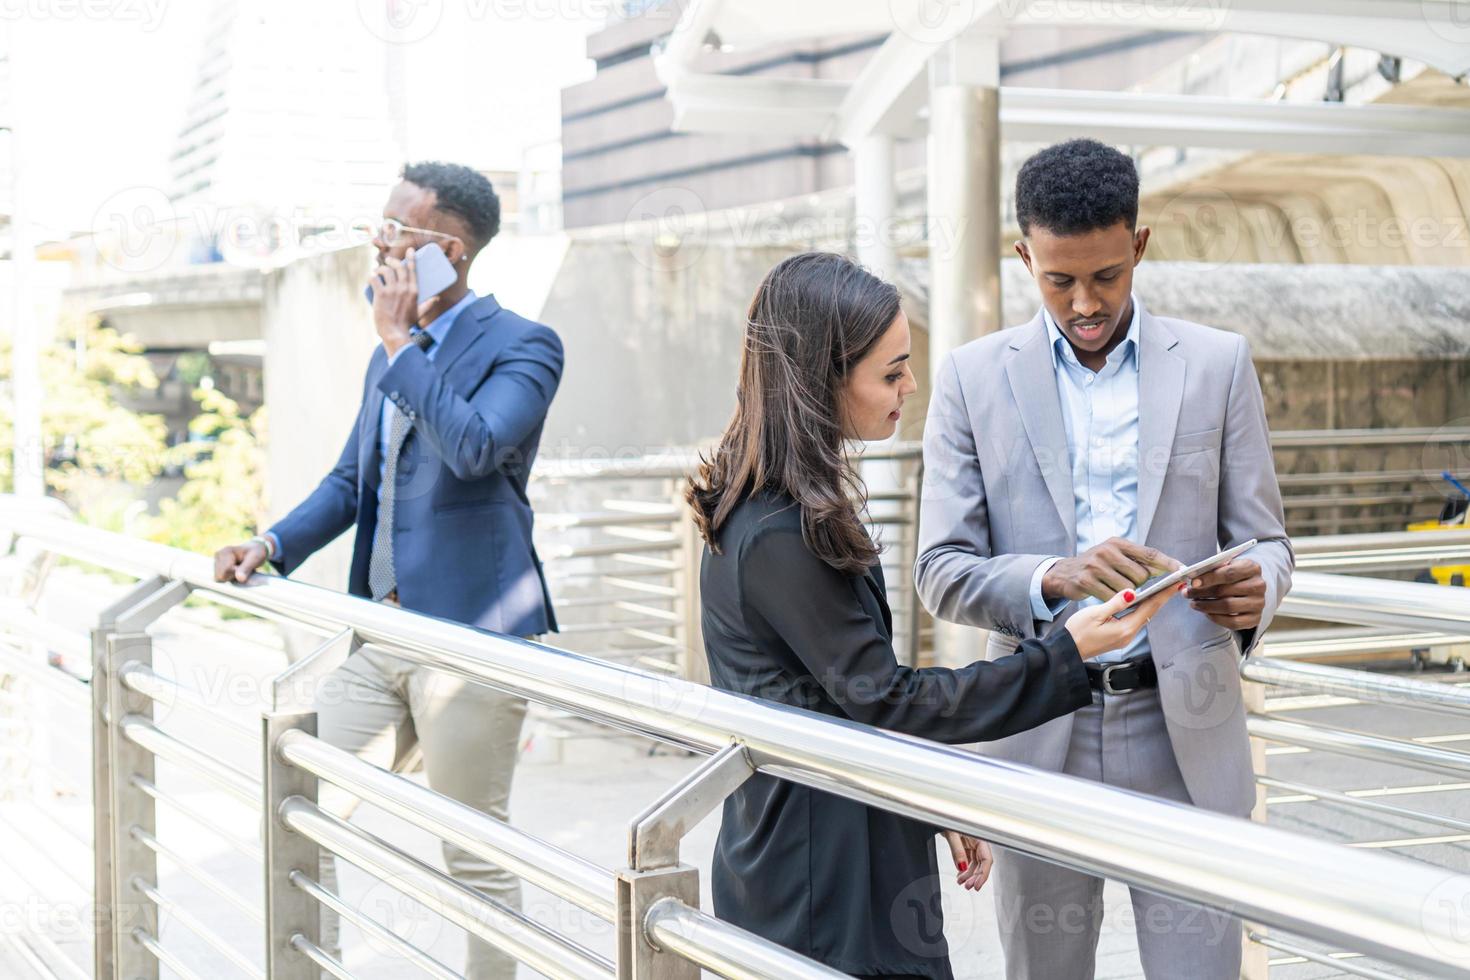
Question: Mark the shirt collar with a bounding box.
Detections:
[413,290,477,348]
[1044,294,1141,373]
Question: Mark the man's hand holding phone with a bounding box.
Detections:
[1041,536,1181,603]
[368,248,444,357]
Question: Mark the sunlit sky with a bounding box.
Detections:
[3,2,601,236]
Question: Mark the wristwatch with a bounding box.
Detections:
[248,534,276,560]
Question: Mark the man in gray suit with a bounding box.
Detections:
[914,138,1293,979]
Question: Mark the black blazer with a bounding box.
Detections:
[700,490,1091,979]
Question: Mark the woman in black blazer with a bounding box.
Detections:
[686,252,1180,980]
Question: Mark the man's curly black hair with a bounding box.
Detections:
[401,161,501,248]
[1015,139,1138,237]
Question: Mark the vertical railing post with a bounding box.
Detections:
[901,454,926,667]
[262,709,321,979]
[1241,670,1271,979]
[263,627,356,978]
[617,742,753,978]
[106,630,160,980]
[89,575,165,980]
[672,479,708,685]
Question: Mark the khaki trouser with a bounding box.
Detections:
[315,609,535,980]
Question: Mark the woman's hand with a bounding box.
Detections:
[1064,583,1185,660]
[941,830,993,892]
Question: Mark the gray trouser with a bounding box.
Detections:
[315,637,532,980]
[991,686,1242,980]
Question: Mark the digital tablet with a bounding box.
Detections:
[1114,538,1258,615]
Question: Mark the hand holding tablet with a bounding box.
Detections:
[1112,539,1258,618]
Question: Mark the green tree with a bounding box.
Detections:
[142,388,269,554]
[0,317,167,528]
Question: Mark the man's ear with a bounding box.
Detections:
[1015,239,1033,275]
[1133,226,1151,264]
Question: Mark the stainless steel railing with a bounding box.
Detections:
[6,510,1470,978]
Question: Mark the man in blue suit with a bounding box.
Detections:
[215,161,562,979]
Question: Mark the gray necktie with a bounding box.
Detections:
[368,330,435,600]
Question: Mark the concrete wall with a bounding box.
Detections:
[260,245,379,591]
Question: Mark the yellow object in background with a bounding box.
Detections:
[1407,517,1470,587]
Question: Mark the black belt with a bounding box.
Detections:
[1085,654,1157,695]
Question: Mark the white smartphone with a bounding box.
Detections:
[1113,538,1258,616]
[364,241,459,306]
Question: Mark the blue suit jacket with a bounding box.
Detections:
[268,295,562,636]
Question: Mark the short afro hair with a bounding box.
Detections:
[1015,139,1138,237]
[401,161,501,247]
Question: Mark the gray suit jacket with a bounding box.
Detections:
[914,302,1293,816]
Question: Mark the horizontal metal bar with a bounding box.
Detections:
[1278,469,1444,488]
[1259,776,1470,836]
[556,618,677,636]
[0,639,91,707]
[1262,627,1466,660]
[130,775,263,863]
[130,826,264,925]
[548,593,677,610]
[1282,490,1443,509]
[288,871,460,980]
[0,813,91,896]
[1241,657,1470,716]
[131,876,264,979]
[644,897,847,979]
[0,604,91,662]
[1248,715,1470,780]
[538,510,679,529]
[542,538,679,560]
[276,730,616,920]
[118,662,258,745]
[289,934,356,980]
[11,513,1470,974]
[3,929,87,980]
[1248,932,1395,980]
[119,714,260,807]
[280,797,613,980]
[1281,572,1470,636]
[1271,427,1470,448]
[1292,530,1470,573]
[131,928,207,980]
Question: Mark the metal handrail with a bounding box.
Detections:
[1293,529,1470,572]
[1242,656,1470,715]
[276,729,616,920]
[1281,571,1470,633]
[642,898,848,979]
[9,515,1470,974]
[278,797,614,980]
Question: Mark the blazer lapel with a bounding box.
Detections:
[431,294,498,377]
[1135,304,1185,544]
[1004,313,1077,544]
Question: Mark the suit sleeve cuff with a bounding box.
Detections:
[1030,557,1067,622]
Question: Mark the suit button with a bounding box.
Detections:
[389,391,400,399]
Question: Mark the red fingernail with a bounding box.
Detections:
[1123,591,1135,603]
[958,861,968,872]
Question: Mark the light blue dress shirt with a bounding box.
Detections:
[1028,296,1146,665]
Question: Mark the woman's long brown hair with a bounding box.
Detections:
[686,251,902,575]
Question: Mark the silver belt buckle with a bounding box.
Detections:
[1100,662,1130,696]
